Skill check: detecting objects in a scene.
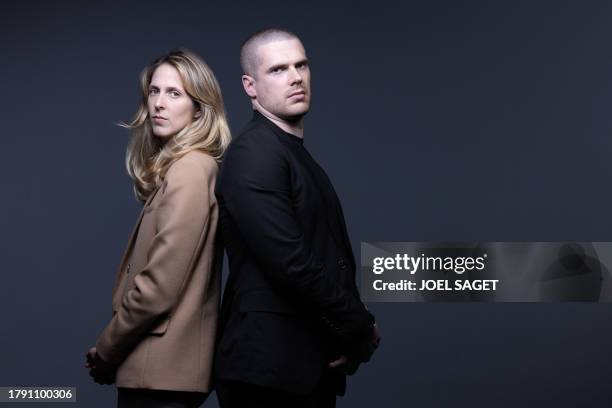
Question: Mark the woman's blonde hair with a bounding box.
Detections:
[123,49,231,202]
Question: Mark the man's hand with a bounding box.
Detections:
[329,355,360,375]
[328,355,348,369]
[85,347,116,385]
[85,347,96,369]
[372,322,381,349]
[339,321,381,368]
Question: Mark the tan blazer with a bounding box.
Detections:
[96,151,221,393]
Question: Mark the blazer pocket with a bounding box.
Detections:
[238,290,298,315]
[148,314,170,335]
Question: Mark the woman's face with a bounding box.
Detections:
[147,63,199,140]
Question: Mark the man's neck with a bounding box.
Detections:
[253,105,304,138]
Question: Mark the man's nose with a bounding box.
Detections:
[288,66,303,85]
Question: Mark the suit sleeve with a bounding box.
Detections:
[220,136,373,343]
[96,156,215,365]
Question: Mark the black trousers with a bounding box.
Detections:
[117,388,208,408]
[215,373,337,408]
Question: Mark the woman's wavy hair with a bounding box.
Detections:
[122,49,231,202]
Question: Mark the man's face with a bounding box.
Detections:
[249,38,311,120]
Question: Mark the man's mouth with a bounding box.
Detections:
[288,90,306,98]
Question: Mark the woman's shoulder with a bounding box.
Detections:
[165,151,218,186]
[178,150,218,169]
[170,151,218,174]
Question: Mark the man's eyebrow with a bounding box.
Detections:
[267,63,288,73]
[267,59,309,73]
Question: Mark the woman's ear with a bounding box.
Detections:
[194,108,202,119]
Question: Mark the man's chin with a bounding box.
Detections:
[281,107,309,122]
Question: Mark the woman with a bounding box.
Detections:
[86,49,231,407]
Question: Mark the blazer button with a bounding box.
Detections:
[337,258,347,270]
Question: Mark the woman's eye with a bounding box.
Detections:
[149,88,159,95]
[170,91,180,97]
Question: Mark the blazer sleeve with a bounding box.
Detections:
[96,155,215,365]
[219,136,373,342]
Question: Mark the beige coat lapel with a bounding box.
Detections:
[110,187,162,300]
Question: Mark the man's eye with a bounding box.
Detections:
[272,67,283,73]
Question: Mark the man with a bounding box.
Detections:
[214,28,380,408]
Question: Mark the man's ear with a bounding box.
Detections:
[242,74,257,98]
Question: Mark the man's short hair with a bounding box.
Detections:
[240,28,300,77]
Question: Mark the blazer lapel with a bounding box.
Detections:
[111,187,161,296]
[324,181,356,270]
[333,199,356,271]
[304,161,355,268]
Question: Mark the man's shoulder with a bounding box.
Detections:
[225,119,284,159]
[218,119,290,186]
[234,119,280,147]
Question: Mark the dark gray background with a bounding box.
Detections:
[2,0,612,406]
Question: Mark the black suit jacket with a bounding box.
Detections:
[214,111,375,395]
